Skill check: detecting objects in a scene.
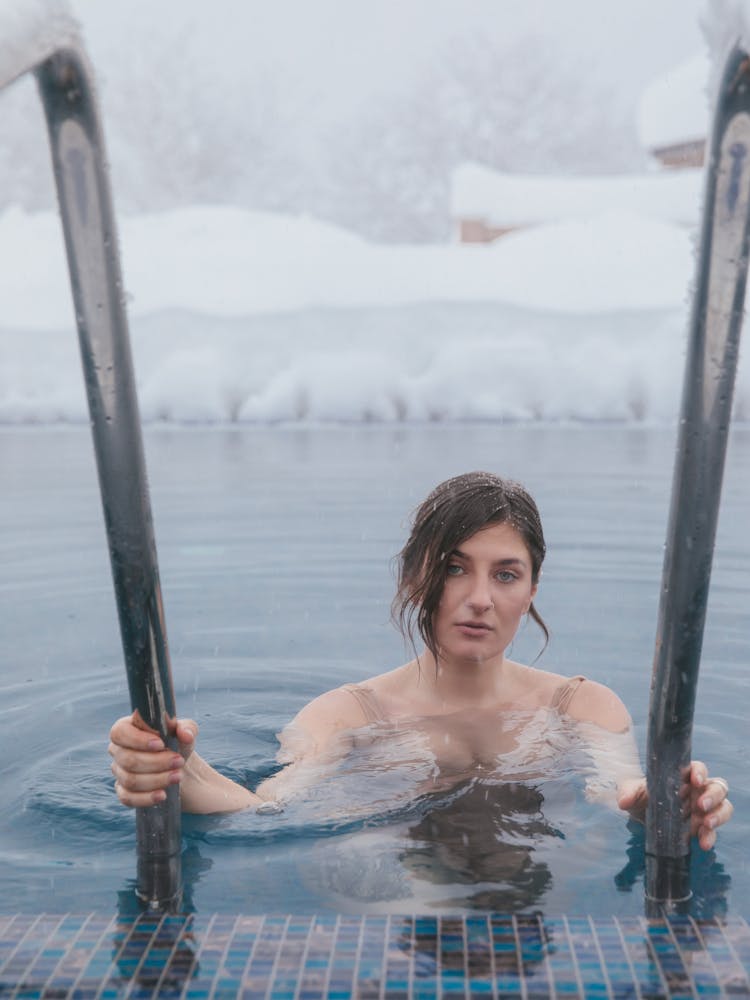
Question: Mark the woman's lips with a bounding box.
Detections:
[455,621,493,635]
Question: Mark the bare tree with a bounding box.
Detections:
[0,27,643,242]
[317,32,645,241]
[101,25,309,213]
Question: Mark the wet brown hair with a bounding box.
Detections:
[392,471,548,659]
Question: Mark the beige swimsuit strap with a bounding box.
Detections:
[341,683,386,724]
[550,675,587,714]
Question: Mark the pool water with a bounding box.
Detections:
[0,423,747,917]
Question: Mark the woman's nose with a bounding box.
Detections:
[466,579,493,611]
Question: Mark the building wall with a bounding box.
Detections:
[458,219,523,243]
[651,139,706,169]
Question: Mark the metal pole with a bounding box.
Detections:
[33,47,182,910]
[645,46,750,909]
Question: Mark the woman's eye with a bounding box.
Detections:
[446,564,463,576]
[496,570,517,582]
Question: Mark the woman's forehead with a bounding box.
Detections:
[456,521,530,556]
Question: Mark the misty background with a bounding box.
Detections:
[0,0,706,242]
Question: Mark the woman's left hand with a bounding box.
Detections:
[617,760,733,851]
[686,761,733,851]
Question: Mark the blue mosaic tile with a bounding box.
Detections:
[1,913,750,997]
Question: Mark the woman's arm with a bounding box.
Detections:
[255,688,371,800]
[566,679,733,850]
[109,714,261,814]
[108,687,369,814]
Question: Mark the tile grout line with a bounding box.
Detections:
[511,914,529,1000]
[208,912,242,1000]
[263,912,292,1000]
[237,912,267,998]
[713,915,750,993]
[685,915,727,996]
[613,916,645,1000]
[349,912,366,1000]
[186,910,220,1000]
[561,915,584,1000]
[123,910,168,1000]
[662,915,699,1000]
[290,913,314,1000]
[6,912,49,999]
[638,915,671,1000]
[586,915,615,1000]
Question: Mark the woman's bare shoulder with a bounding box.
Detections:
[508,664,632,731]
[290,685,371,734]
[506,661,569,698]
[288,662,411,738]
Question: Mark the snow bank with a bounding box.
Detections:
[0,208,730,427]
[4,296,748,426]
[0,198,729,425]
[0,202,696,328]
[0,303,687,426]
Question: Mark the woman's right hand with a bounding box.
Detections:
[109,713,198,808]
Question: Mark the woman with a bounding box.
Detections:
[109,471,732,849]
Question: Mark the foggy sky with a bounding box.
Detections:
[69,0,706,129]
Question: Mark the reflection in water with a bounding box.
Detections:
[400,781,558,911]
[167,776,731,918]
[294,776,569,912]
[115,711,732,921]
[614,820,731,921]
[103,896,745,999]
[113,888,199,993]
[395,913,553,984]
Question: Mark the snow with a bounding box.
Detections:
[0,0,80,90]
[0,202,697,328]
[635,4,750,152]
[0,197,738,426]
[451,163,703,228]
[702,0,750,103]
[636,52,710,150]
[1,0,749,426]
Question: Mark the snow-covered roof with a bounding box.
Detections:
[0,0,79,91]
[451,161,703,229]
[636,52,710,150]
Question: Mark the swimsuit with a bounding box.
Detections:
[549,675,587,713]
[341,683,387,723]
[342,674,587,723]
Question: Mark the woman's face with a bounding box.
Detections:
[432,521,538,666]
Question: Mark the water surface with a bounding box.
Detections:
[1,424,747,916]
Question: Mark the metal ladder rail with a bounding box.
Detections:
[1,38,181,909]
[646,45,750,909]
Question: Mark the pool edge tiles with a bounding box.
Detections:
[0,914,749,999]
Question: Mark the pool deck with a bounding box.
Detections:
[1,912,749,999]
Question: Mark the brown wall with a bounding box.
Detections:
[458,219,523,243]
[652,139,706,169]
